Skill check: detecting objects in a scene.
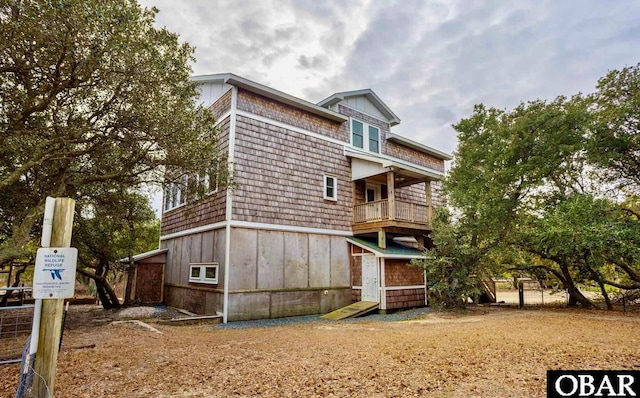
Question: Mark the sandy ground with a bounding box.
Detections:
[1,305,639,397]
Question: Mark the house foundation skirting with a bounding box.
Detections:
[227,287,351,321]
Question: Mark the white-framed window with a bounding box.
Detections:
[163,174,188,212]
[196,168,219,196]
[189,263,219,284]
[324,175,337,201]
[351,119,380,154]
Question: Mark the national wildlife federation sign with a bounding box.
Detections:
[33,247,78,299]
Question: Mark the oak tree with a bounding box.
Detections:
[0,0,225,271]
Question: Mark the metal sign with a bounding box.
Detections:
[33,247,78,299]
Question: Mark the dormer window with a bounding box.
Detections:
[351,119,380,154]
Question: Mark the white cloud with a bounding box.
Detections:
[139,0,640,157]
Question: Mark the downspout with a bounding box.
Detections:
[223,86,238,323]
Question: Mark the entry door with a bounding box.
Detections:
[366,184,382,220]
[361,255,379,302]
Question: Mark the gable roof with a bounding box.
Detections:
[191,73,348,123]
[317,89,401,126]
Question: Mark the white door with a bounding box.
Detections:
[361,255,379,302]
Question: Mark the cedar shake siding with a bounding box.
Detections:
[385,260,424,286]
[386,288,425,310]
[385,141,445,173]
[160,116,230,236]
[232,116,352,231]
[237,89,349,142]
[209,88,232,120]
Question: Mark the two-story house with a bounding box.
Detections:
[158,74,451,322]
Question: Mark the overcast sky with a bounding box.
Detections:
[138,0,639,212]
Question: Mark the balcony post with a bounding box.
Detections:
[387,169,395,221]
[425,180,432,223]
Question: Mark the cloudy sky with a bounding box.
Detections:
[139,0,638,170]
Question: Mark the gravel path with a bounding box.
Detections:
[216,307,434,330]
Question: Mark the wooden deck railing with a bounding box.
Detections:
[353,199,430,224]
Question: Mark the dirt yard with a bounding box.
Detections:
[1,306,639,397]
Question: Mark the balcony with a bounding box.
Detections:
[352,199,432,234]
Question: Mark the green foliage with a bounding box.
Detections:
[445,96,589,273]
[441,63,640,308]
[522,194,640,280]
[411,209,481,309]
[0,0,227,265]
[588,63,640,192]
[73,190,159,308]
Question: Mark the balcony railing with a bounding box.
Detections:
[353,199,430,224]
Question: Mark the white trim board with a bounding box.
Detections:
[160,221,227,241]
[384,285,426,291]
[236,110,347,147]
[161,220,353,241]
[230,220,352,236]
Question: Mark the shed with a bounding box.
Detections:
[347,236,427,312]
[121,249,167,305]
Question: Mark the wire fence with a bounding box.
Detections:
[495,279,569,306]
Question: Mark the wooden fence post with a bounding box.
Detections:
[33,198,75,398]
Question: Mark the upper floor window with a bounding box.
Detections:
[351,119,380,154]
[164,174,188,212]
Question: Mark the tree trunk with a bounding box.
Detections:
[123,220,137,306]
[77,267,122,310]
[589,269,612,310]
[560,264,595,308]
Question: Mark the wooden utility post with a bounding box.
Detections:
[33,198,75,398]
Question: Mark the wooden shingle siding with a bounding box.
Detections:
[237,89,349,142]
[160,117,230,236]
[232,115,352,230]
[386,288,425,310]
[394,181,444,209]
[208,88,232,120]
[385,141,445,173]
[385,260,424,286]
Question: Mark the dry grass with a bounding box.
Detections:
[1,306,639,397]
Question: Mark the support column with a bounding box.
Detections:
[387,169,395,221]
[378,229,386,249]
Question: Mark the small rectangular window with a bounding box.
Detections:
[351,120,364,148]
[324,175,337,201]
[189,263,219,284]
